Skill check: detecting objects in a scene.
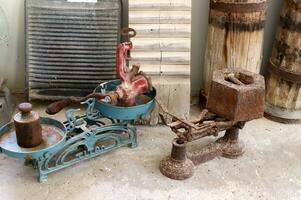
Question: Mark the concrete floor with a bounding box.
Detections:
[0,99,301,200]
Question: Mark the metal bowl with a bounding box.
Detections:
[0,117,66,159]
[94,80,156,121]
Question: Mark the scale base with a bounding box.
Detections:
[160,128,245,180]
[36,111,137,183]
[159,140,194,180]
[29,117,137,182]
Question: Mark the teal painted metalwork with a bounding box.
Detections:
[0,80,156,182]
[0,117,66,159]
[94,80,157,121]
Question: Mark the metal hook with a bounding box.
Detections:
[120,27,136,41]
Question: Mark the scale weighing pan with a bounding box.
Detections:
[0,117,66,159]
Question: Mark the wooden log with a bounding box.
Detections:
[265,0,301,123]
[202,0,267,96]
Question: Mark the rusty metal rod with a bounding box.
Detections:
[225,73,245,85]
[46,93,107,115]
[156,98,201,130]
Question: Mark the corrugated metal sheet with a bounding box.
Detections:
[129,0,191,75]
[25,0,121,100]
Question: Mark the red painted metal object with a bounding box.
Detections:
[115,42,152,106]
[46,40,152,114]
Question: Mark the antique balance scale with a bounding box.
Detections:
[0,30,157,182]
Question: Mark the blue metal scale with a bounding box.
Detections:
[0,80,156,182]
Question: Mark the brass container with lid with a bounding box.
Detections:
[14,102,42,148]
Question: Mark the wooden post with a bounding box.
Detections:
[265,0,301,123]
[202,0,267,96]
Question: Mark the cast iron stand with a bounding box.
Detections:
[157,101,246,180]
[27,99,138,182]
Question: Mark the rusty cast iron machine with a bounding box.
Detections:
[158,68,265,180]
[0,37,156,182]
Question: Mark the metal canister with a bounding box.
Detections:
[14,102,42,148]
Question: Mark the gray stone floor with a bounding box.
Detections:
[0,99,301,200]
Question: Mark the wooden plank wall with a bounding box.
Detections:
[128,0,191,75]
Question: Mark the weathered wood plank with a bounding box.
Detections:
[129,11,191,24]
[161,52,190,65]
[160,39,190,51]
[129,0,191,75]
[131,37,190,52]
[130,24,191,38]
[131,38,161,51]
[130,52,161,66]
[129,11,160,24]
[129,0,191,11]
[129,63,161,75]
[129,0,191,124]
[130,52,190,65]
[161,65,190,75]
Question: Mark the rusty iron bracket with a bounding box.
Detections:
[156,98,201,131]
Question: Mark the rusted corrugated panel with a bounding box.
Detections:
[129,0,191,75]
[25,0,121,100]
